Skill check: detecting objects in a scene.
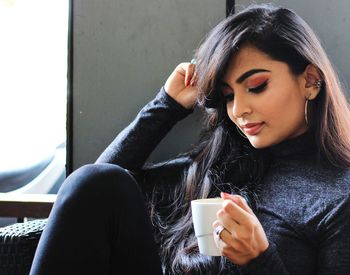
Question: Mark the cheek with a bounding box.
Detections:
[260,96,287,122]
[226,102,238,124]
[225,85,305,127]
[261,88,306,134]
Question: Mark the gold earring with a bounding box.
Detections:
[304,95,311,126]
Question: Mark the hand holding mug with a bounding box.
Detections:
[213,192,269,265]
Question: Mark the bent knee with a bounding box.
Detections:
[58,163,141,201]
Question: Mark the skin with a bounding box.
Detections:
[212,192,269,265]
[164,62,198,110]
[163,45,321,265]
[221,45,320,148]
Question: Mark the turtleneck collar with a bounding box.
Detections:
[258,131,318,160]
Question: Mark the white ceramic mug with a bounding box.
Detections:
[191,198,224,256]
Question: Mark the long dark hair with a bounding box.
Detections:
[151,3,350,274]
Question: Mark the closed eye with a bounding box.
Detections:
[222,80,268,103]
[248,80,268,93]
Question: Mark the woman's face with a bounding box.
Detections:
[222,45,308,148]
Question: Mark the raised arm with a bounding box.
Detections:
[95,62,199,172]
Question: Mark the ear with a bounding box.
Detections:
[302,64,322,100]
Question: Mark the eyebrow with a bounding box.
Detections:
[221,68,271,88]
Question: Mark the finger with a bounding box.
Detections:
[216,208,240,232]
[212,219,221,229]
[219,227,245,253]
[175,63,187,78]
[213,221,238,247]
[212,221,224,249]
[221,192,255,216]
[190,68,197,86]
[222,199,252,226]
[213,227,241,256]
[232,195,255,216]
[185,63,195,86]
[212,223,229,248]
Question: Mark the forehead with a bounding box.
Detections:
[223,45,276,81]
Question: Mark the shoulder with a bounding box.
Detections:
[317,195,350,237]
[303,163,350,196]
[314,167,350,228]
[320,166,350,193]
[287,165,350,230]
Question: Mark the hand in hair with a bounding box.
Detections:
[164,62,199,110]
[213,192,269,266]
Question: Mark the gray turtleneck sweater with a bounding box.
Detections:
[96,87,350,275]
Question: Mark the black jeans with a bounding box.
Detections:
[30,163,163,275]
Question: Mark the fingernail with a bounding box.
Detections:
[220,192,230,197]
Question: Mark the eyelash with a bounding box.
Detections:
[223,80,268,102]
[248,80,268,93]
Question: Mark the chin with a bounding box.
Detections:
[247,135,280,149]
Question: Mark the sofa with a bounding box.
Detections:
[0,193,55,275]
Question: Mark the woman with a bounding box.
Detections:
[30,3,350,275]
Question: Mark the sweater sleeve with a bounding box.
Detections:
[95,86,193,171]
[237,242,289,275]
[317,196,350,275]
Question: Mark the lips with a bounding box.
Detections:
[241,122,265,136]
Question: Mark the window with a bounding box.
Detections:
[0,0,69,194]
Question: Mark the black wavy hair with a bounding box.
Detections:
[150,3,350,274]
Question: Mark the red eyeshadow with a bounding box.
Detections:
[247,76,268,87]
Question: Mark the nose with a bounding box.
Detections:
[231,92,252,118]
